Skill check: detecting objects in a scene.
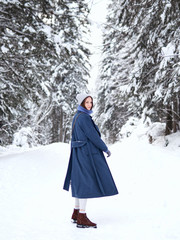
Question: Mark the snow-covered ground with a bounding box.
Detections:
[0,128,180,240]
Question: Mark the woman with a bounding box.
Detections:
[63,93,118,228]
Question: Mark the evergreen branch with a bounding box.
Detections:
[0,25,32,37]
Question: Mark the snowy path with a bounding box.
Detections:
[0,138,180,240]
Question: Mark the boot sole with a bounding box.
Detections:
[77,224,97,228]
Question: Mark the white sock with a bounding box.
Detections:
[79,199,87,213]
[74,198,79,210]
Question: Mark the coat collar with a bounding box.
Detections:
[77,105,93,115]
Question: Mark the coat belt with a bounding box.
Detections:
[71,141,87,148]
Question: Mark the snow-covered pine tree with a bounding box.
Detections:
[0,0,90,146]
[96,0,141,143]
[96,0,180,143]
[0,0,57,145]
[130,0,180,135]
[150,1,180,135]
[46,0,90,143]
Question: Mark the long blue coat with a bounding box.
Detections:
[63,110,118,198]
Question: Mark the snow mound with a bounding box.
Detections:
[120,117,140,138]
[13,127,36,148]
[120,117,180,148]
[164,131,180,148]
[147,122,166,144]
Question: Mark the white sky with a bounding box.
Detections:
[88,0,110,91]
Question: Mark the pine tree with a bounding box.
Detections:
[96,0,141,143]
[0,0,90,146]
[96,0,180,143]
[47,0,90,143]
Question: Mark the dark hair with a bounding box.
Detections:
[81,96,93,110]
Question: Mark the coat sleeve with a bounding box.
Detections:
[78,115,108,152]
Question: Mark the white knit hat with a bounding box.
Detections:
[76,93,92,105]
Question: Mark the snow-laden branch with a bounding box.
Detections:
[160,54,180,58]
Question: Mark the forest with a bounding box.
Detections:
[0,0,180,146]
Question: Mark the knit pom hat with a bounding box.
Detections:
[76,93,92,105]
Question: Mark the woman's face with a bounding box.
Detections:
[84,97,93,110]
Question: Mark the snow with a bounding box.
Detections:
[1,46,9,53]
[24,26,36,33]
[41,25,52,39]
[160,42,176,69]
[1,0,19,3]
[160,3,171,23]
[1,128,180,240]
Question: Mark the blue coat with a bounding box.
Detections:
[63,111,118,198]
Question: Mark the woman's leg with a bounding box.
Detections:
[71,198,87,222]
[72,198,80,222]
[79,198,87,213]
[75,198,80,209]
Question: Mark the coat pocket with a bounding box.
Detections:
[86,141,99,155]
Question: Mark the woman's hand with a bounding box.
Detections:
[106,150,111,157]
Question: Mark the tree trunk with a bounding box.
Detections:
[165,103,173,135]
[172,94,179,133]
[59,106,63,142]
[177,92,180,131]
